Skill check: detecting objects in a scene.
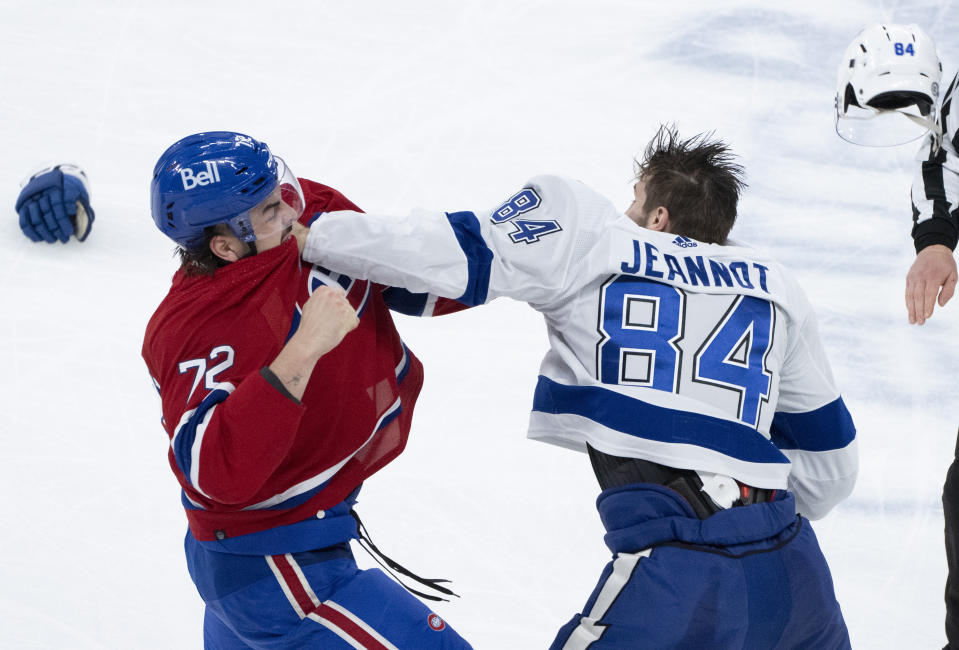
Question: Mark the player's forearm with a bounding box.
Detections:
[267,339,324,402]
[304,209,470,299]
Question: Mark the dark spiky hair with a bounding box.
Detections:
[635,125,746,244]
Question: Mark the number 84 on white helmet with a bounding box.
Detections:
[835,23,943,147]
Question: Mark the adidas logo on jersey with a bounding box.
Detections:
[180,161,221,190]
[672,235,697,248]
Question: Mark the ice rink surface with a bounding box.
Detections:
[0,0,957,647]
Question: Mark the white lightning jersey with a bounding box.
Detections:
[304,175,857,519]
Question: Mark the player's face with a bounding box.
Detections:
[625,179,652,225]
[248,186,298,252]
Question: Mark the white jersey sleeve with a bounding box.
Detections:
[770,284,858,520]
[303,175,607,307]
[911,70,959,251]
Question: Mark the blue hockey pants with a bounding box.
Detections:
[185,537,471,649]
[550,484,850,649]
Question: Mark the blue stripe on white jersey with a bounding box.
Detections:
[171,382,235,497]
[770,399,856,451]
[445,211,493,306]
[532,376,789,465]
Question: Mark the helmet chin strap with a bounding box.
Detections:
[901,111,944,151]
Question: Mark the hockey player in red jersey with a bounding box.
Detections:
[142,132,470,649]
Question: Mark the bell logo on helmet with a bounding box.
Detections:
[151,131,302,248]
[180,161,222,191]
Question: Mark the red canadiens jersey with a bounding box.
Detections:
[142,180,432,542]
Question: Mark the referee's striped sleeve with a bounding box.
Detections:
[912,71,959,252]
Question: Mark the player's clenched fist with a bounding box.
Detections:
[268,286,359,400]
[291,286,360,360]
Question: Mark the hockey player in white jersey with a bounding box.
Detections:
[299,127,858,647]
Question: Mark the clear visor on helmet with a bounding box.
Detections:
[225,156,306,243]
[835,98,939,147]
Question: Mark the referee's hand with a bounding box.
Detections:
[906,244,958,325]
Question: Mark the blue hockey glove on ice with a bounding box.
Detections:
[16,164,95,243]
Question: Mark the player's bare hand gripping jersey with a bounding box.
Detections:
[304,175,858,520]
[913,71,959,249]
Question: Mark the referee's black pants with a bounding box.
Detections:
[944,429,959,649]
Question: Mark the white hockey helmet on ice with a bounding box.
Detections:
[835,23,942,146]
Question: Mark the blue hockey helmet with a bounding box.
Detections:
[150,131,304,248]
